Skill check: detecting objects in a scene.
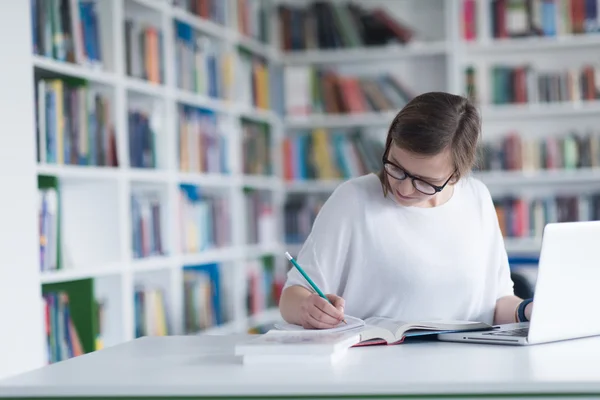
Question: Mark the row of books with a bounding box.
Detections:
[463,0,599,41]
[32,0,109,69]
[477,130,600,172]
[173,0,227,26]
[495,193,600,238]
[487,63,600,105]
[246,256,284,316]
[36,78,118,167]
[242,120,271,176]
[179,185,231,253]
[174,21,230,98]
[43,291,84,364]
[282,130,384,181]
[39,186,59,272]
[284,68,413,116]
[124,19,164,84]
[128,109,157,169]
[277,1,413,51]
[237,51,270,111]
[284,194,327,245]
[238,0,270,43]
[183,263,224,333]
[245,190,276,245]
[134,286,170,337]
[131,191,164,259]
[178,105,228,174]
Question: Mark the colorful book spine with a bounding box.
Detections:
[131,191,164,259]
[36,77,118,167]
[183,263,223,333]
[128,109,156,169]
[31,0,107,68]
[284,194,328,244]
[242,120,271,176]
[178,105,228,174]
[277,1,413,51]
[495,193,600,239]
[178,184,231,253]
[124,19,164,84]
[246,256,284,316]
[282,130,384,181]
[478,130,600,172]
[133,286,170,337]
[284,67,414,117]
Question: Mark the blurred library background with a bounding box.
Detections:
[2,0,599,379]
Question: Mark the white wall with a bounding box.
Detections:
[0,1,46,380]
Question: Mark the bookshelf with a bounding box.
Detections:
[10,0,289,374]
[5,0,600,378]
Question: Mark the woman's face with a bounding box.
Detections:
[385,144,456,208]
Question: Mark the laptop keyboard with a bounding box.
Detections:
[483,327,529,337]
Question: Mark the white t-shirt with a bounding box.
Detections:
[284,173,514,325]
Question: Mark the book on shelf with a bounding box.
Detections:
[124,18,164,84]
[42,291,84,364]
[277,1,413,51]
[172,0,228,26]
[237,50,271,111]
[131,190,164,259]
[32,0,112,69]
[246,256,284,317]
[477,130,600,172]
[183,263,224,333]
[494,193,600,239]
[35,77,118,166]
[134,285,170,337]
[284,194,327,245]
[282,129,384,181]
[237,0,270,43]
[464,0,600,41]
[242,119,271,175]
[274,315,492,346]
[42,278,100,362]
[178,184,231,253]
[284,67,414,117]
[469,62,600,105]
[244,189,276,245]
[178,105,228,174]
[39,176,60,272]
[174,20,233,99]
[128,108,157,169]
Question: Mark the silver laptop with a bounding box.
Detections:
[439,220,600,345]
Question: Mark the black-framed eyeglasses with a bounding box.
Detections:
[382,160,454,195]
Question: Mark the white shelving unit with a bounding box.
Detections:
[14,0,290,369]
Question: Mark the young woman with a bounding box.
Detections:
[279,91,533,329]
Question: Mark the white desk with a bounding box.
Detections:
[1,334,600,399]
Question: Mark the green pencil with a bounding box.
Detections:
[285,251,347,324]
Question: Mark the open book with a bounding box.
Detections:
[275,315,493,345]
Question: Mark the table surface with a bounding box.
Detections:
[2,333,600,398]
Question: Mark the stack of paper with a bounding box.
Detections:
[234,329,362,365]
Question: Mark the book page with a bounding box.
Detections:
[274,315,365,333]
[363,316,408,336]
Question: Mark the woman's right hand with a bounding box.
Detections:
[299,293,345,329]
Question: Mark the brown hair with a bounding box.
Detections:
[378,91,481,196]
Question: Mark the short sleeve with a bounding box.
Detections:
[283,181,357,295]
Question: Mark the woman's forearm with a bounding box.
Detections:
[279,285,312,325]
